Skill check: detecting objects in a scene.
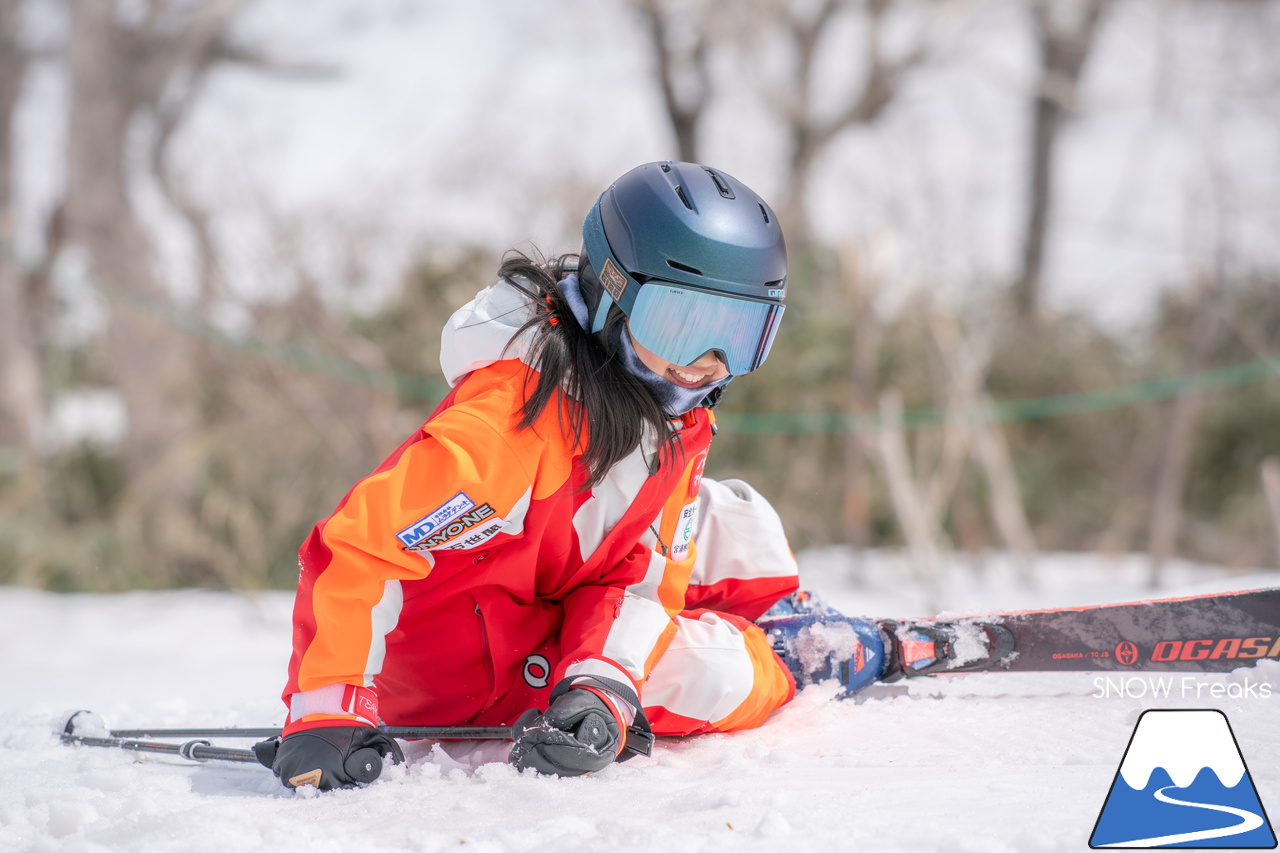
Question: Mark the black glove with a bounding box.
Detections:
[509,688,621,776]
[257,726,404,791]
[509,677,654,777]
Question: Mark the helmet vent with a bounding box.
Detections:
[667,259,702,276]
[673,185,694,210]
[705,169,735,199]
[758,203,770,223]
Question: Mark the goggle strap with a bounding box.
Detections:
[591,292,614,334]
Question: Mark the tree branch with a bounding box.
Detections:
[634,0,712,162]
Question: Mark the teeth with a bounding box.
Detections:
[671,369,703,384]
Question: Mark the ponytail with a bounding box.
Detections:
[497,250,678,489]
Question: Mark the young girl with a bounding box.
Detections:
[266,161,816,790]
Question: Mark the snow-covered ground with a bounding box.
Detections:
[1,550,1277,853]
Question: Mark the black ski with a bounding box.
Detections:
[884,586,1280,678]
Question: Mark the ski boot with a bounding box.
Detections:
[876,618,1016,682]
[757,592,890,698]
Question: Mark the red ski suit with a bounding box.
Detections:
[282,282,799,738]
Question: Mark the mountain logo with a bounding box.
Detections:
[1089,709,1276,848]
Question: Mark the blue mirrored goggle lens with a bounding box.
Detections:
[628,284,785,375]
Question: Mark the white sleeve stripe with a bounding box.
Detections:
[621,549,669,605]
[572,447,652,559]
[599,594,673,682]
[364,579,403,688]
[503,485,532,535]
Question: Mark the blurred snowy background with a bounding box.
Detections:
[2,0,1280,592]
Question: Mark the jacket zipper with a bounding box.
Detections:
[474,600,497,702]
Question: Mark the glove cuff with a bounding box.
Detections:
[283,683,379,736]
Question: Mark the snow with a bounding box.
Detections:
[2,551,1277,853]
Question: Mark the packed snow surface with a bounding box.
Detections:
[1,551,1277,853]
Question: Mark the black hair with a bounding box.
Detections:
[496,249,679,490]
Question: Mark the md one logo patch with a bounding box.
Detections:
[1090,709,1275,848]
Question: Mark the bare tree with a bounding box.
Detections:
[0,0,44,462]
[1014,0,1110,321]
[748,0,936,241]
[838,241,884,558]
[144,13,335,313]
[874,387,947,607]
[63,2,260,480]
[1146,279,1222,588]
[634,0,941,239]
[970,393,1038,582]
[927,305,1038,581]
[51,1,292,586]
[1262,458,1280,569]
[631,0,713,163]
[872,291,1041,599]
[871,296,991,607]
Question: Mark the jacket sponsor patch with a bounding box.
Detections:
[396,492,479,549]
[433,506,507,551]
[670,500,698,561]
[402,501,505,552]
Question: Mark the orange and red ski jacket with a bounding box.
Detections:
[282,282,798,735]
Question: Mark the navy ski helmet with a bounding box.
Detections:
[579,161,788,375]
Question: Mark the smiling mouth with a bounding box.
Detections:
[667,367,711,388]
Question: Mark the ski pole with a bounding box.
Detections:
[62,711,515,748]
[104,724,515,740]
[60,711,519,774]
[60,732,262,764]
[59,730,382,781]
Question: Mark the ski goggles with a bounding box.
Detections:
[622,281,785,375]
